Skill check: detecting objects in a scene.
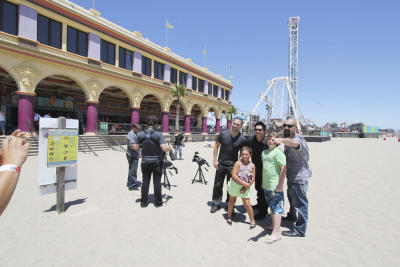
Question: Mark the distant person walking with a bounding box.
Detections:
[210,117,248,213]
[126,123,141,190]
[173,130,185,160]
[275,118,312,237]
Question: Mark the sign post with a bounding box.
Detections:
[41,117,78,214]
[56,117,66,214]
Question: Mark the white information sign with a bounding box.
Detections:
[38,118,78,195]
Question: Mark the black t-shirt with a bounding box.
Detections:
[174,134,184,146]
[217,130,248,166]
[247,135,268,170]
[134,129,165,163]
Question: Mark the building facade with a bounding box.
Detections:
[0,0,233,135]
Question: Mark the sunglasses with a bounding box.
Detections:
[283,124,296,128]
[254,128,264,131]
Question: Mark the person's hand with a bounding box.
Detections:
[275,185,283,192]
[240,187,246,194]
[0,129,31,166]
[214,161,219,170]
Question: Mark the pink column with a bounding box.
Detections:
[131,108,139,125]
[162,112,169,133]
[17,94,34,132]
[86,102,98,133]
[185,114,190,134]
[216,118,221,133]
[202,117,207,134]
[227,119,231,130]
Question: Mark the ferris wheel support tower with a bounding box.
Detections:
[288,17,300,116]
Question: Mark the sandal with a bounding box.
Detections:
[250,222,256,229]
[227,218,232,225]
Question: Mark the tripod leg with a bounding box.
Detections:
[192,168,200,183]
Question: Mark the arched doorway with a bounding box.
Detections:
[0,67,19,134]
[169,99,185,133]
[220,112,228,131]
[98,87,131,134]
[190,104,202,134]
[207,108,216,134]
[139,94,162,130]
[34,75,86,133]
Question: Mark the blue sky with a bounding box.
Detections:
[77,0,399,129]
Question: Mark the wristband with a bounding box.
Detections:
[0,164,21,173]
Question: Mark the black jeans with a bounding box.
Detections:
[212,164,233,206]
[254,168,268,210]
[141,162,163,206]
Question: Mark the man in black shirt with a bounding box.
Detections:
[132,125,172,207]
[210,118,248,213]
[247,121,269,219]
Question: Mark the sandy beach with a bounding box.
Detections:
[1,137,399,267]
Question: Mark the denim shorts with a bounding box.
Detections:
[264,190,284,215]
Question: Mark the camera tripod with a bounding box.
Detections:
[162,166,171,190]
[192,164,208,185]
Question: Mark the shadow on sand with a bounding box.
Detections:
[44,197,87,212]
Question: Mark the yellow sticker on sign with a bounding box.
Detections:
[47,129,78,167]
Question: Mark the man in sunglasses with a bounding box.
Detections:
[273,118,312,237]
[210,117,248,213]
[247,121,269,220]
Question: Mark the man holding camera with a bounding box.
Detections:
[132,123,172,207]
[210,117,248,213]
[126,123,141,190]
[174,129,185,160]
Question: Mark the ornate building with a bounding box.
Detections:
[0,0,233,134]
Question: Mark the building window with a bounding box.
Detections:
[0,0,18,35]
[154,61,164,80]
[192,76,197,91]
[225,90,230,100]
[141,55,152,76]
[179,71,187,87]
[119,47,132,70]
[198,79,204,93]
[37,14,61,49]
[213,85,218,97]
[100,39,115,65]
[170,67,177,84]
[67,26,88,57]
[208,82,213,95]
[221,88,225,99]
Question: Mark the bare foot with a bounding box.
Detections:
[265,234,281,244]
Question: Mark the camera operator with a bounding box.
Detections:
[210,117,248,213]
[247,121,269,220]
[132,122,171,208]
[173,129,185,160]
[126,123,141,190]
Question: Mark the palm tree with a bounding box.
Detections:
[171,84,187,131]
[226,105,237,121]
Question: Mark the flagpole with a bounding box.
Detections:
[165,19,168,47]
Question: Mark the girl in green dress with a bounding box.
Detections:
[227,146,256,228]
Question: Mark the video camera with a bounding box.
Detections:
[162,152,178,174]
[192,152,210,167]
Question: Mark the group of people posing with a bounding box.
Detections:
[210,117,311,243]
[125,117,311,243]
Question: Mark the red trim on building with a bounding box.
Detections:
[28,0,233,89]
